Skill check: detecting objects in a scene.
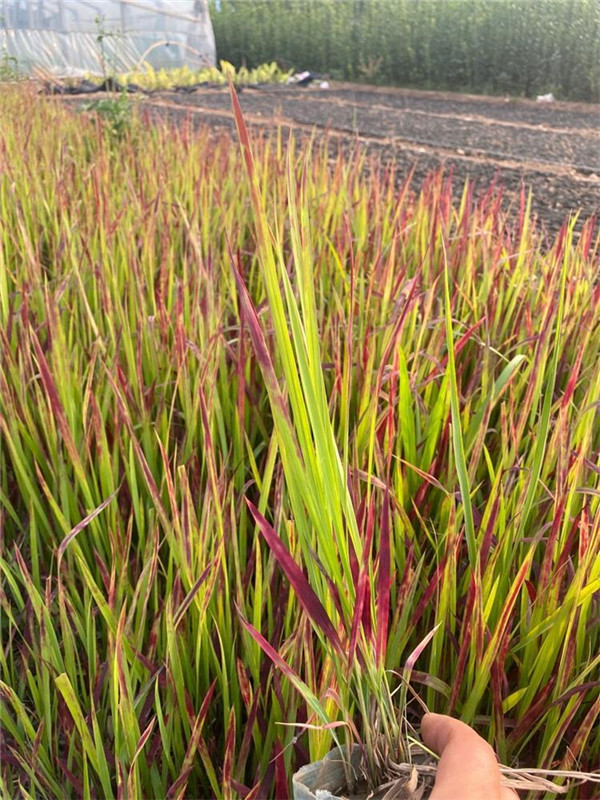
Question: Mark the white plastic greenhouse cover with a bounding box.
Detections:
[1,1,216,77]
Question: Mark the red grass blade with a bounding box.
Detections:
[131,717,156,767]
[404,624,441,681]
[223,707,237,800]
[348,497,375,668]
[376,490,391,667]
[231,259,289,417]
[561,341,585,409]
[273,740,290,800]
[561,692,600,769]
[421,317,485,387]
[236,605,332,736]
[166,681,216,799]
[246,499,343,656]
[57,488,120,567]
[173,557,217,630]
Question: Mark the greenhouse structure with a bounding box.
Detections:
[0,0,216,76]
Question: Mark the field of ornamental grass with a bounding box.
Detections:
[0,87,599,799]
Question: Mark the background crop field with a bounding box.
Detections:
[1,88,599,798]
[210,0,600,102]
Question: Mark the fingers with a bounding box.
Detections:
[421,713,518,800]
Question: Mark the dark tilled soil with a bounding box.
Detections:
[65,82,600,235]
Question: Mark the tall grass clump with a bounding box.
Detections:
[210,0,600,102]
[1,85,599,798]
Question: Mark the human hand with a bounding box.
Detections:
[421,713,518,800]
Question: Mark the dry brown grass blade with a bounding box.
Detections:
[385,759,600,795]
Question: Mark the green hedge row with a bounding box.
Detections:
[210,0,600,102]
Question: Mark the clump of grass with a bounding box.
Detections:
[119,60,292,89]
[0,85,599,799]
[227,84,600,796]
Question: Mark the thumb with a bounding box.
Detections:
[421,713,518,800]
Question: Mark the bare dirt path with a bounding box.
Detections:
[64,82,600,235]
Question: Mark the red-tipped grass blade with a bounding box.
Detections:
[376,489,392,666]
[246,499,344,657]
